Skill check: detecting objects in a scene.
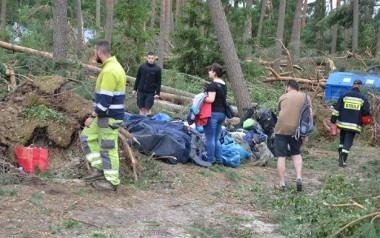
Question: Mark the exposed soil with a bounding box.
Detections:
[0,76,92,160]
[1,141,377,238]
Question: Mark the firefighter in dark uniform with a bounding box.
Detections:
[330,79,371,167]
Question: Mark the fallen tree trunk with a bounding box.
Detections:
[0,40,100,73]
[264,66,326,87]
[0,40,196,99]
[158,92,192,105]
[154,99,187,114]
[263,77,326,87]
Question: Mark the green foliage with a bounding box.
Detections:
[170,0,222,76]
[112,0,156,75]
[0,188,17,197]
[162,69,205,94]
[186,222,222,238]
[22,105,66,124]
[272,174,380,238]
[122,156,165,189]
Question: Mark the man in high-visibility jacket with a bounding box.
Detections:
[80,40,126,190]
[330,79,371,167]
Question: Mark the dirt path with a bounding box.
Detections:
[0,142,378,238]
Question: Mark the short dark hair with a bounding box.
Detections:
[95,40,110,55]
[147,51,155,56]
[208,63,225,77]
[287,80,299,91]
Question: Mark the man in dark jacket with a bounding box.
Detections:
[331,79,371,167]
[133,52,162,116]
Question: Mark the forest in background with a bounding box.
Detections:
[0,1,379,238]
[0,0,379,110]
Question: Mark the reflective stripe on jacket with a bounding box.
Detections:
[94,56,127,120]
[331,88,370,133]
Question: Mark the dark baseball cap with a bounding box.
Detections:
[353,79,363,85]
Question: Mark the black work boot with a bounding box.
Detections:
[338,151,344,167]
[91,179,118,191]
[296,178,303,192]
[341,153,348,167]
[83,169,104,182]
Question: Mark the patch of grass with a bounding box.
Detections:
[209,164,227,173]
[49,219,84,235]
[74,188,90,197]
[62,219,83,230]
[271,174,380,238]
[30,192,44,206]
[85,232,116,238]
[223,169,241,182]
[223,216,256,238]
[197,169,214,177]
[142,220,161,227]
[186,222,222,238]
[303,155,337,170]
[324,137,340,152]
[123,156,165,189]
[22,105,66,124]
[0,188,17,197]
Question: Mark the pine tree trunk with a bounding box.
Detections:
[52,0,68,61]
[243,0,253,43]
[343,28,351,51]
[290,0,303,59]
[352,0,359,52]
[175,0,185,25]
[0,0,6,31]
[207,0,252,115]
[377,24,380,59]
[105,0,114,44]
[168,0,174,34]
[149,0,157,28]
[315,0,325,51]
[257,0,267,39]
[301,0,307,27]
[331,0,341,53]
[76,0,84,53]
[158,0,171,68]
[274,0,286,72]
[96,0,101,29]
[243,0,253,57]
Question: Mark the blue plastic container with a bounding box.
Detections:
[325,71,380,102]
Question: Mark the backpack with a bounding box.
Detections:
[294,93,314,140]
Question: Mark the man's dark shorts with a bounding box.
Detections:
[274,134,302,157]
[137,92,155,109]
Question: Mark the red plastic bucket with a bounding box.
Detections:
[33,148,49,172]
[15,147,35,173]
[15,146,49,173]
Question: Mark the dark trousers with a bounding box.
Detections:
[339,130,356,154]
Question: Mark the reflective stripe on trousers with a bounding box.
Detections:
[80,117,121,185]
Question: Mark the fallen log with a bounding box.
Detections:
[154,99,187,114]
[263,77,326,87]
[119,127,140,181]
[0,40,196,99]
[0,40,100,73]
[158,92,192,105]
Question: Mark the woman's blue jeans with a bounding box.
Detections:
[204,112,226,163]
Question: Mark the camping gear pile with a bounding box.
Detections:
[123,107,276,168]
